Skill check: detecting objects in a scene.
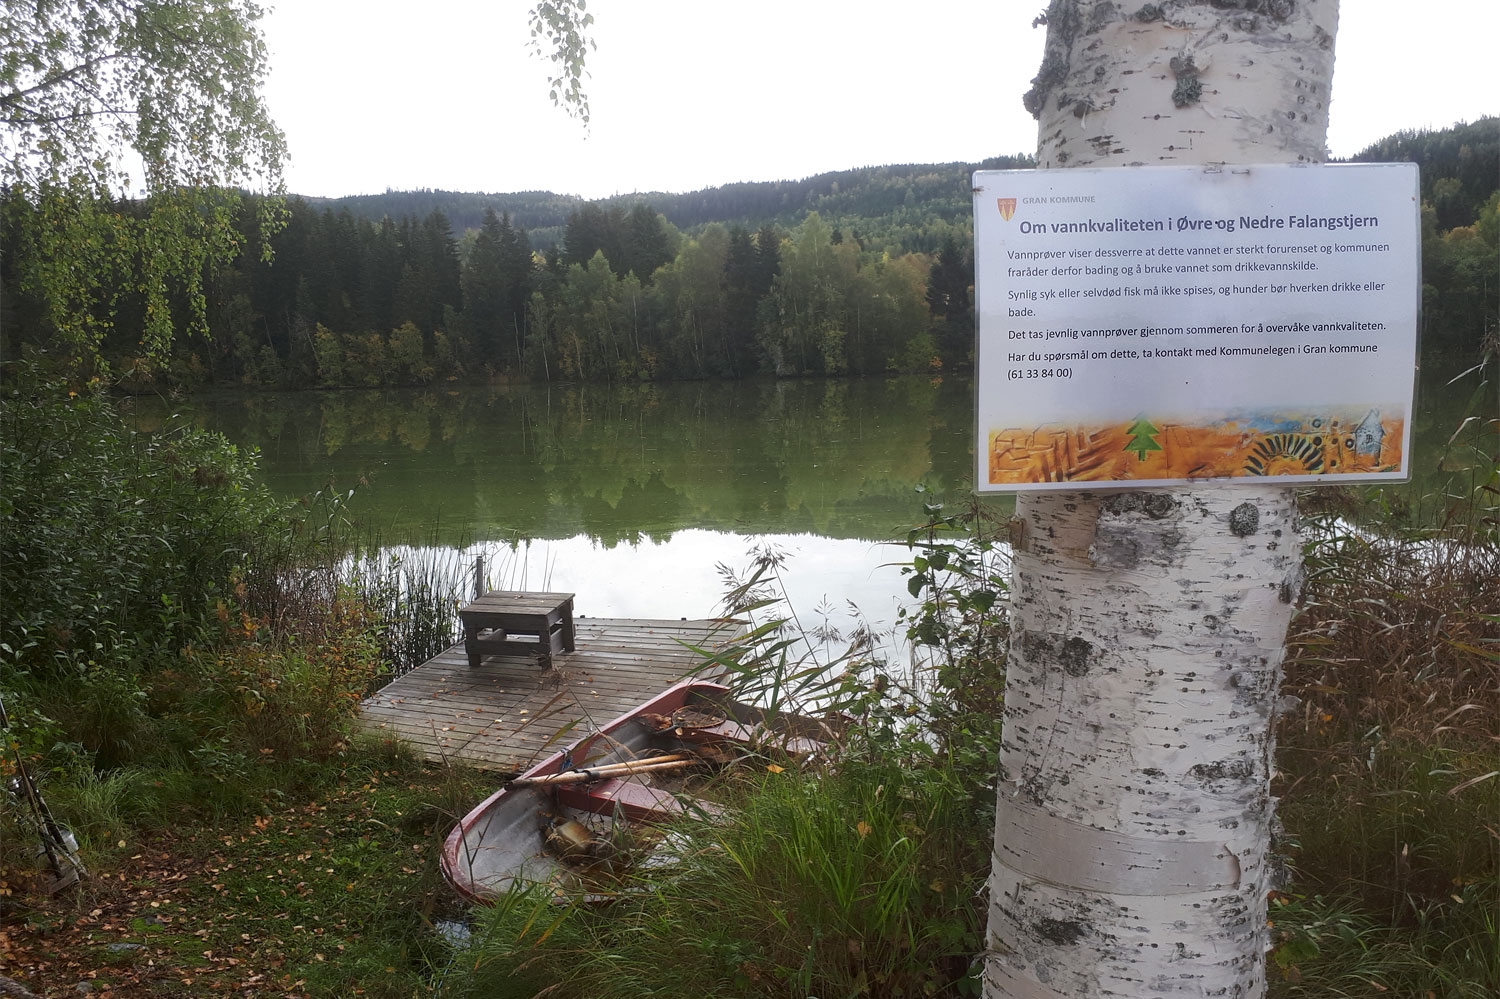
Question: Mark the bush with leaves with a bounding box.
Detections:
[0,365,396,779]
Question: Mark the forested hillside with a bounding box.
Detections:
[1349,117,1497,228]
[1,121,1492,389]
[1346,118,1499,347]
[315,156,1034,255]
[318,189,584,248]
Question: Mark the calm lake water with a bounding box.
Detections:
[133,376,985,637]
[134,363,1489,636]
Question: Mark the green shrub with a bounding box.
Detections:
[1,366,280,674]
[180,595,383,761]
[0,366,383,794]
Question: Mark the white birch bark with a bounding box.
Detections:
[986,3,1338,996]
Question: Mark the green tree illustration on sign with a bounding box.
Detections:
[1124,417,1163,461]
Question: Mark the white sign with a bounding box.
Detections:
[973,163,1419,492]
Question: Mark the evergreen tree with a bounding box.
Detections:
[754,224,782,296]
[360,217,401,334]
[387,210,462,335]
[723,226,761,376]
[464,207,510,362]
[498,212,536,368]
[463,208,536,371]
[420,211,463,328]
[304,208,361,332]
[392,260,431,334]
[926,235,974,368]
[563,203,614,269]
[1123,417,1164,461]
[1351,117,1498,230]
[250,196,314,363]
[622,203,674,283]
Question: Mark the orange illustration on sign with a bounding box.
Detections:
[996,198,1017,221]
[987,409,1403,485]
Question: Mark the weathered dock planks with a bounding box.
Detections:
[358,617,734,771]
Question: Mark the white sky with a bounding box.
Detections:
[260,2,1498,202]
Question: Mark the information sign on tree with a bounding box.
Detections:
[973,164,1419,491]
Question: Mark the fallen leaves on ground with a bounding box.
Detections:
[0,767,478,998]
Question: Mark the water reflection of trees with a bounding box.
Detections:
[178,377,978,545]
[131,355,1487,546]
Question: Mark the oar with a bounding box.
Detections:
[510,758,699,787]
[509,754,699,787]
[565,751,695,773]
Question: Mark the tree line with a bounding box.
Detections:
[3,192,978,387]
[308,156,1033,254]
[1,120,1491,388]
[1345,116,1498,349]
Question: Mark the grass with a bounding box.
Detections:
[2,356,1495,997]
[1268,354,1499,996]
[1268,890,1498,998]
[446,759,985,999]
[5,498,1494,996]
[436,528,1006,999]
[1,737,494,998]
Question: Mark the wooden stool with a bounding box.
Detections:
[460,591,576,667]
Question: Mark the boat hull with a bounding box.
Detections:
[440,679,823,904]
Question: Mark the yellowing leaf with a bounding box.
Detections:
[765,763,784,774]
[856,820,872,839]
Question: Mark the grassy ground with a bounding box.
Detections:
[2,364,1493,996]
[4,511,1495,998]
[1,739,491,998]
[1264,493,1500,997]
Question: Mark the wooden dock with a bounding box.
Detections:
[358,617,735,771]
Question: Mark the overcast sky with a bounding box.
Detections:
[260,2,1498,201]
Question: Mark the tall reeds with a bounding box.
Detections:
[1272,347,1498,995]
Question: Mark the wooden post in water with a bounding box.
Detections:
[473,554,486,599]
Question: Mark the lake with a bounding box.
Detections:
[132,363,1489,639]
[130,376,985,639]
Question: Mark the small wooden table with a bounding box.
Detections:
[460,591,576,667]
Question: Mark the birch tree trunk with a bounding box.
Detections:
[986,3,1338,995]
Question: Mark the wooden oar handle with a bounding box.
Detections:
[509,756,699,788]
